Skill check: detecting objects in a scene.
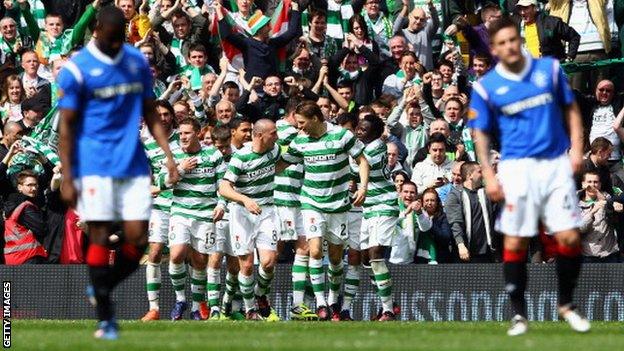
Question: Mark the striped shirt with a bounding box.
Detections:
[282,122,364,213]
[223,143,281,206]
[274,120,303,207]
[144,131,179,212]
[157,145,225,220]
[362,138,399,219]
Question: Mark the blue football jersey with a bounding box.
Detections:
[468,54,575,160]
[57,41,154,178]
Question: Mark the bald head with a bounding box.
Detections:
[409,8,428,31]
[595,80,615,105]
[253,119,276,136]
[2,121,24,146]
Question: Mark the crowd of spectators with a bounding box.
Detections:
[1,0,624,264]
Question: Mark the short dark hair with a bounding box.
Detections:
[446,97,464,110]
[336,81,353,91]
[154,99,178,128]
[222,81,239,93]
[487,16,518,41]
[336,113,358,129]
[400,179,417,192]
[171,9,190,22]
[460,161,479,180]
[582,170,601,182]
[228,117,251,130]
[17,170,37,185]
[361,114,385,140]
[436,58,454,70]
[178,117,201,132]
[295,101,324,121]
[188,43,207,56]
[285,96,304,115]
[211,125,232,143]
[400,51,418,63]
[590,137,613,154]
[428,132,447,148]
[473,53,491,67]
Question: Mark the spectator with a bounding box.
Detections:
[393,0,439,70]
[20,50,50,103]
[514,0,580,61]
[447,3,501,65]
[386,141,404,174]
[576,137,614,194]
[377,35,408,93]
[549,0,612,92]
[0,74,24,122]
[390,180,432,264]
[411,132,454,194]
[412,119,467,165]
[392,170,409,192]
[3,170,47,264]
[0,16,34,67]
[382,51,421,98]
[386,86,428,167]
[117,0,151,44]
[303,9,339,62]
[578,171,621,263]
[361,0,393,58]
[215,100,236,126]
[419,187,455,263]
[436,159,463,203]
[575,79,624,160]
[18,96,46,134]
[445,161,499,263]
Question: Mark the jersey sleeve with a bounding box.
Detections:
[467,82,494,132]
[223,154,243,184]
[553,60,575,107]
[56,61,83,112]
[282,139,303,164]
[344,129,364,159]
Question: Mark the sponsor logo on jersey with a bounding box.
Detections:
[500,93,553,116]
[246,165,275,180]
[93,82,143,99]
[304,154,336,163]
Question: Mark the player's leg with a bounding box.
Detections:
[207,252,224,319]
[142,209,169,321]
[168,216,191,321]
[303,210,329,319]
[231,204,261,320]
[290,235,318,320]
[189,247,208,321]
[367,216,397,321]
[341,211,362,321]
[254,207,280,320]
[502,234,530,336]
[222,254,244,319]
[325,212,349,320]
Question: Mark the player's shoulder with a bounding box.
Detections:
[201,144,223,159]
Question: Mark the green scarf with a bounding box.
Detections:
[338,66,361,83]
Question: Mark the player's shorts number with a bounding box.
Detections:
[340,224,347,239]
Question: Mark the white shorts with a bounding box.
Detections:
[75,175,151,221]
[276,206,304,241]
[229,204,278,256]
[496,154,582,237]
[168,215,214,255]
[302,210,348,246]
[215,219,234,256]
[347,210,363,250]
[148,209,170,244]
[360,216,397,250]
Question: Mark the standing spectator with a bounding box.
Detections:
[411,119,467,165]
[361,0,393,58]
[446,3,501,65]
[116,0,151,44]
[411,133,454,194]
[514,0,580,61]
[3,170,47,264]
[445,161,499,263]
[0,74,25,122]
[578,171,621,263]
[386,86,428,168]
[393,0,439,70]
[420,187,455,263]
[549,0,612,92]
[576,137,614,194]
[386,141,404,174]
[0,16,34,67]
[382,51,421,98]
[390,180,432,264]
[575,79,624,161]
[377,35,407,93]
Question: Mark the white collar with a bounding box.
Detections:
[87,40,124,65]
[495,50,533,82]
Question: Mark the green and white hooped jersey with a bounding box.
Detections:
[274,119,303,208]
[157,144,226,220]
[362,138,399,219]
[223,143,281,206]
[282,122,365,214]
[144,131,179,212]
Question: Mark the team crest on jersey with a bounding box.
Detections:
[495,86,509,95]
[532,71,548,88]
[325,141,334,149]
[90,68,104,77]
[309,225,317,233]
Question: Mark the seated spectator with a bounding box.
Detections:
[578,171,621,263]
[576,137,614,194]
[445,161,499,263]
[411,133,454,194]
[390,180,432,264]
[3,170,48,264]
[419,187,456,263]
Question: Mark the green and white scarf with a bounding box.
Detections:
[18,0,46,32]
[181,64,215,90]
[327,0,354,40]
[338,66,361,83]
[395,69,422,86]
[171,38,186,71]
[363,11,392,55]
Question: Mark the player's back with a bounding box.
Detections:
[469,55,575,160]
[57,42,153,178]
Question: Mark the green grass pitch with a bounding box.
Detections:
[10,320,624,351]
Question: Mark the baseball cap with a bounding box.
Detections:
[516,0,537,7]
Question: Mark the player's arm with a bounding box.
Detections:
[144,99,180,185]
[352,153,369,207]
[58,108,78,208]
[564,101,584,174]
[218,179,261,215]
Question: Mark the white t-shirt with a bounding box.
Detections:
[589,105,621,160]
[568,0,605,52]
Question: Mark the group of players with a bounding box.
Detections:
[57,6,591,340]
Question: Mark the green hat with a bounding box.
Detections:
[247,11,271,36]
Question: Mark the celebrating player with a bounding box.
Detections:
[468,16,590,336]
[281,101,369,320]
[219,119,282,321]
[57,6,178,340]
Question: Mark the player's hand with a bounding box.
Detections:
[243,198,261,215]
[166,158,180,184]
[352,187,367,207]
[180,157,197,171]
[213,206,225,222]
[484,176,504,202]
[150,185,161,197]
[458,243,470,261]
[61,178,78,208]
[569,148,583,174]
